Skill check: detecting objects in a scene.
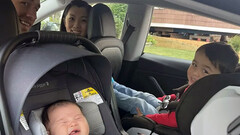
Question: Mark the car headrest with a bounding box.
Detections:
[29,102,105,135]
[88,3,116,40]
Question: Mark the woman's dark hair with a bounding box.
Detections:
[196,42,239,73]
[60,0,91,32]
[41,100,81,126]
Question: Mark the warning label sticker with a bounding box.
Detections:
[73,87,103,105]
[20,111,29,130]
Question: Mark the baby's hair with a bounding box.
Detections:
[41,100,81,126]
[196,42,239,73]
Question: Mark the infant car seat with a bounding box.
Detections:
[0,0,19,134]
[122,73,240,135]
[2,31,127,135]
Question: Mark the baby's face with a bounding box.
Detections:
[46,104,89,135]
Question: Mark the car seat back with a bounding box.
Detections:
[88,3,124,79]
[176,73,240,135]
[3,31,125,135]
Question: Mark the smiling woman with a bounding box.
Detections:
[60,0,91,37]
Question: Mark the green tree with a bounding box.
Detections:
[106,3,128,38]
[229,35,240,53]
[41,11,62,31]
[146,34,156,45]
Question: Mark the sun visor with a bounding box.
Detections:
[3,43,112,132]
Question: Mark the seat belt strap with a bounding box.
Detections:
[122,24,135,45]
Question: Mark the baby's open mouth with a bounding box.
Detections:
[69,129,80,135]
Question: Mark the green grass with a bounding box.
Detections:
[144,45,195,60]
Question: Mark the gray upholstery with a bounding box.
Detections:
[4,43,117,134]
[29,102,105,135]
[88,3,124,79]
[29,108,47,135]
[78,102,105,135]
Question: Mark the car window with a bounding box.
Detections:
[144,7,240,60]
[40,11,62,31]
[40,3,128,39]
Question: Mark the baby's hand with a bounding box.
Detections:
[135,107,143,117]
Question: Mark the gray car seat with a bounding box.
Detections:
[122,73,240,135]
[0,0,19,134]
[2,31,127,135]
[88,3,124,79]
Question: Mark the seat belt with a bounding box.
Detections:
[122,23,135,45]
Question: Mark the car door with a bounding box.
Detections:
[131,54,189,97]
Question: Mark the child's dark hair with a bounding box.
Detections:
[60,0,92,32]
[196,42,239,73]
[42,100,81,126]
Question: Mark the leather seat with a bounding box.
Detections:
[88,3,124,79]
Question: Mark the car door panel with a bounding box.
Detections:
[131,53,190,97]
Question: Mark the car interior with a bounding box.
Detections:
[1,0,240,135]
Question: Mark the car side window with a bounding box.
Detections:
[40,11,62,31]
[144,7,240,60]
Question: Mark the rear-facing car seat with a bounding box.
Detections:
[0,0,19,134]
[122,73,240,135]
[2,31,127,135]
[88,3,124,79]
